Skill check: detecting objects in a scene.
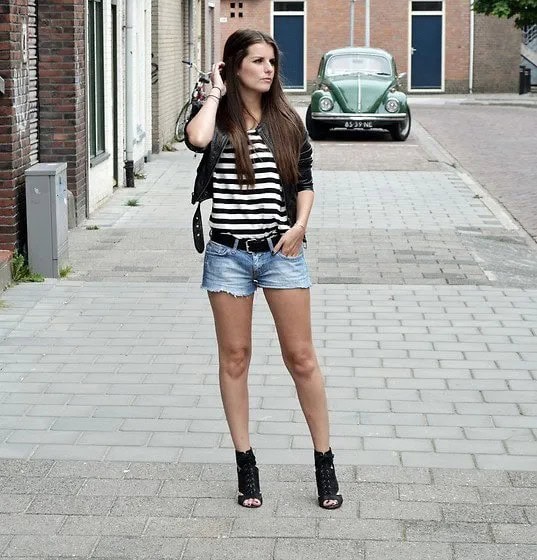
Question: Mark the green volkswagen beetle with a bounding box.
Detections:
[306,47,411,141]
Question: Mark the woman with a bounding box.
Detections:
[185,29,343,510]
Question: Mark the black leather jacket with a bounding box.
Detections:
[185,117,314,228]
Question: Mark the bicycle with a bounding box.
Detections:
[174,60,211,143]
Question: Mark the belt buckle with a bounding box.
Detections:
[245,239,255,253]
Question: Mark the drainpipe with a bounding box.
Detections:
[469,0,475,94]
[188,0,194,93]
[125,0,135,188]
[365,0,370,47]
[350,0,355,47]
[84,3,91,217]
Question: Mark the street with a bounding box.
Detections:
[1,99,537,558]
[414,103,537,240]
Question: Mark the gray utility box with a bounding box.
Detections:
[25,162,69,278]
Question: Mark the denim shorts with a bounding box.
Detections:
[202,240,312,297]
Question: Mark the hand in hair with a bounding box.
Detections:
[210,62,227,96]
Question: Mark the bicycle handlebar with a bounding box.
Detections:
[182,60,209,78]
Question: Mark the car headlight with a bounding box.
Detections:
[319,97,334,112]
[385,99,400,113]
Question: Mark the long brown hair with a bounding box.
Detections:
[216,29,305,187]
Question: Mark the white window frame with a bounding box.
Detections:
[270,1,307,93]
[408,0,445,93]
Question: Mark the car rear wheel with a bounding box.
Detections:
[389,107,411,141]
[306,105,329,140]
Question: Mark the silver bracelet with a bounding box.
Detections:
[295,222,306,230]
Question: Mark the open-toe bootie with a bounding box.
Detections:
[314,448,343,509]
[236,448,262,508]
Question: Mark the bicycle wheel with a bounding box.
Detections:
[174,102,192,143]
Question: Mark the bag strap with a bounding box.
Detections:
[192,202,205,254]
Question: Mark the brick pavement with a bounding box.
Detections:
[2,280,537,471]
[1,100,537,558]
[1,460,537,559]
[413,104,537,240]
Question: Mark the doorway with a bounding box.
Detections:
[409,1,444,91]
[272,1,306,91]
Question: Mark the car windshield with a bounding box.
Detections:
[325,54,392,77]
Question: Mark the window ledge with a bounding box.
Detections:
[90,152,110,168]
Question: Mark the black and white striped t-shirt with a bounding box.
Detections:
[209,129,290,239]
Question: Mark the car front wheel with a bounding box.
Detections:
[306,105,329,140]
[389,107,411,141]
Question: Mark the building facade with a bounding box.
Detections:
[1,0,87,252]
[152,0,220,153]
[219,0,521,93]
[0,0,218,258]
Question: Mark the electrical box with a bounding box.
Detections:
[25,162,69,278]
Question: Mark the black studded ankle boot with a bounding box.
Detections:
[236,448,262,508]
[314,448,343,509]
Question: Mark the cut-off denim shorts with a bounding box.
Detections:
[202,239,312,297]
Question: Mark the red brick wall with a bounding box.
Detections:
[307,0,364,82]
[0,0,86,253]
[219,0,271,45]
[444,0,471,92]
[38,0,87,223]
[218,1,519,94]
[473,13,520,93]
[0,0,33,252]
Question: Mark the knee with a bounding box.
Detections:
[284,345,317,381]
[220,346,251,379]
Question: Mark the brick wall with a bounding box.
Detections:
[473,14,521,93]
[0,0,34,252]
[219,0,270,45]
[307,0,364,86]
[218,0,519,94]
[152,0,187,151]
[38,0,87,224]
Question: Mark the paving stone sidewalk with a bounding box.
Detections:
[1,105,537,558]
[1,460,537,559]
[2,279,537,472]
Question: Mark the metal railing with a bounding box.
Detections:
[523,25,537,50]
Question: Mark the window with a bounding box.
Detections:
[230,0,243,18]
[274,2,304,11]
[411,1,443,11]
[88,0,105,159]
[325,54,392,77]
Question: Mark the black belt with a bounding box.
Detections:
[210,231,281,253]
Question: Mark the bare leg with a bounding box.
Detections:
[208,291,260,507]
[263,288,338,507]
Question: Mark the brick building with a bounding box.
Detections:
[152,0,220,153]
[219,0,521,93]
[0,0,86,254]
[0,0,218,260]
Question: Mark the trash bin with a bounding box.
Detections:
[25,162,69,278]
[520,65,531,94]
[524,66,531,93]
